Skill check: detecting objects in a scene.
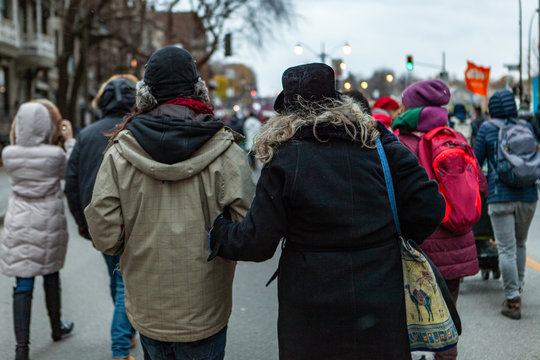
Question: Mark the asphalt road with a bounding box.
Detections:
[0,167,539,359]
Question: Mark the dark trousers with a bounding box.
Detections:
[140,326,227,360]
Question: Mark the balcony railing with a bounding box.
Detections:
[0,18,19,52]
[19,33,55,67]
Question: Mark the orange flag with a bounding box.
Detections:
[465,61,490,96]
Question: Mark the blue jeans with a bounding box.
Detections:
[14,272,59,293]
[103,254,136,359]
[140,326,227,360]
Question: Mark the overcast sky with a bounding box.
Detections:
[213,0,539,97]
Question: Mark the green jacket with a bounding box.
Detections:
[85,126,254,342]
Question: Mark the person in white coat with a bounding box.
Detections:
[242,113,264,184]
[1,102,75,360]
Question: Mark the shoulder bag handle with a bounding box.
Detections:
[375,138,402,236]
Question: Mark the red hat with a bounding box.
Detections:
[373,96,400,111]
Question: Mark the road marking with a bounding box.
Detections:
[526,257,540,272]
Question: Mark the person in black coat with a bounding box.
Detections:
[64,75,138,360]
[65,76,136,237]
[208,63,446,360]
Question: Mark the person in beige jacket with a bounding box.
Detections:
[85,46,254,360]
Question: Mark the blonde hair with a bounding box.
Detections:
[254,96,380,164]
[92,74,138,110]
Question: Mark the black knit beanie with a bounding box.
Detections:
[143,46,200,103]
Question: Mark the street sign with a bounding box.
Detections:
[504,64,520,71]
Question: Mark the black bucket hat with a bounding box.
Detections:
[143,46,199,103]
[274,63,340,113]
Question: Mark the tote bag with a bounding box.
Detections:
[375,138,461,352]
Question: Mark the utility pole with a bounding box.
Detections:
[528,10,536,102]
[320,42,326,63]
[441,52,448,81]
[538,2,540,108]
[519,0,523,102]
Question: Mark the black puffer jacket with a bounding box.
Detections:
[65,78,135,231]
[210,121,445,360]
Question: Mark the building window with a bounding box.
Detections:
[42,0,49,34]
[21,0,28,33]
[0,0,11,19]
[0,67,9,117]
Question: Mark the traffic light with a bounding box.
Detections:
[224,33,232,57]
[332,58,343,77]
[406,55,414,71]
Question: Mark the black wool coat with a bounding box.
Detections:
[210,123,445,360]
[65,79,134,231]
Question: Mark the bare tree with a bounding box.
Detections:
[154,0,295,68]
[54,0,151,124]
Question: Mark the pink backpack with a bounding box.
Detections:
[417,126,481,233]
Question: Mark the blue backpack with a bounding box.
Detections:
[491,118,540,188]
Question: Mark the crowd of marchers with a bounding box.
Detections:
[0,45,538,360]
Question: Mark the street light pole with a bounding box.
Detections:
[320,42,326,63]
[528,10,536,101]
[519,0,523,102]
[294,42,351,64]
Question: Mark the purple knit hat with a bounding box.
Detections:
[402,80,450,109]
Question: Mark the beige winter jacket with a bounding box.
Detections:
[85,124,254,342]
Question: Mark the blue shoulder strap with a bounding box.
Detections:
[375,138,402,236]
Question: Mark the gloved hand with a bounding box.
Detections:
[222,205,232,220]
[207,206,233,261]
[78,225,92,240]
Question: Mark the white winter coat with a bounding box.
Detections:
[451,117,473,144]
[0,103,75,277]
[242,116,262,151]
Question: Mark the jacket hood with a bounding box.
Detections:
[126,104,225,165]
[392,106,448,132]
[452,103,467,121]
[14,103,53,146]
[488,90,518,119]
[98,78,135,117]
[114,127,237,181]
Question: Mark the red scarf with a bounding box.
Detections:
[162,98,214,115]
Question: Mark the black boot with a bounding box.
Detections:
[43,282,74,341]
[13,289,32,360]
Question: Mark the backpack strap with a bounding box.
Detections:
[489,119,505,129]
[517,119,529,127]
